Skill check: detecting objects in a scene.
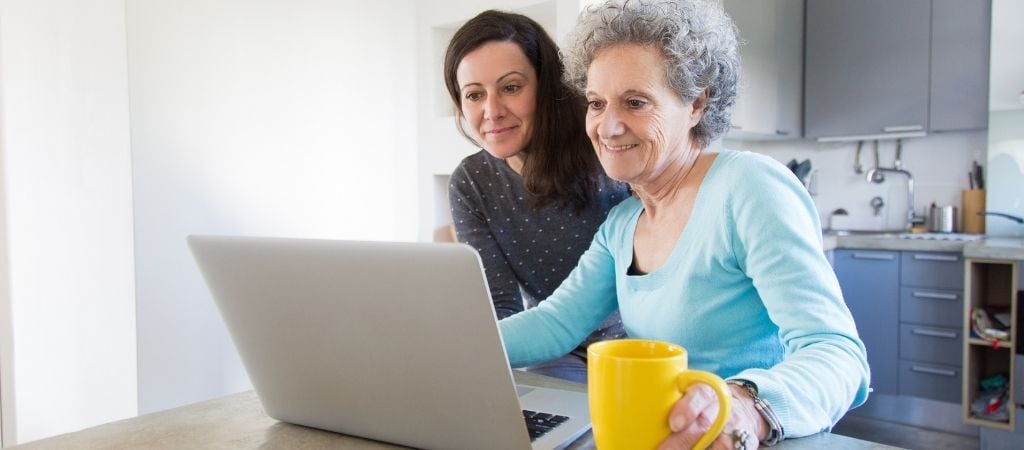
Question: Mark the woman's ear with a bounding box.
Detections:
[688,89,709,127]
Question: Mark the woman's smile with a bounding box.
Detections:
[485,125,519,138]
[600,142,639,153]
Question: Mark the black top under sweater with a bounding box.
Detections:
[449,150,631,353]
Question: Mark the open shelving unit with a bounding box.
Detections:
[962,258,1018,431]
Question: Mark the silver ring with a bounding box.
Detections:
[732,428,753,450]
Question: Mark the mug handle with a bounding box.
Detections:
[675,371,731,450]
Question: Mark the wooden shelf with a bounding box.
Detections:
[965,416,1014,431]
[962,258,1018,431]
[967,338,1014,348]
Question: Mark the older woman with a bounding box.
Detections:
[498,1,870,448]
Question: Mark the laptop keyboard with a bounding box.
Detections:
[522,409,570,441]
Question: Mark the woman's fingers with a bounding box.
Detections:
[668,383,719,432]
[660,382,762,450]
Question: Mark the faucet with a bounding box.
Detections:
[865,167,914,231]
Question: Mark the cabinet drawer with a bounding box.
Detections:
[899,324,962,366]
[899,287,963,328]
[899,360,962,403]
[900,252,963,290]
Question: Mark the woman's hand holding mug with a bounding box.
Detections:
[587,339,731,450]
[659,382,767,450]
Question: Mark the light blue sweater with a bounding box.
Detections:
[498,150,870,438]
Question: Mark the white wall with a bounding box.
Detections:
[985,0,1024,238]
[723,131,987,231]
[986,110,1024,237]
[125,0,418,414]
[0,61,12,446]
[0,0,138,444]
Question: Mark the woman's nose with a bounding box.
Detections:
[484,95,505,121]
[597,107,625,138]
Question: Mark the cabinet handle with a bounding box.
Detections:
[911,328,959,339]
[910,365,957,377]
[775,130,790,136]
[912,291,959,301]
[851,252,895,261]
[731,124,744,130]
[883,125,924,132]
[912,254,959,262]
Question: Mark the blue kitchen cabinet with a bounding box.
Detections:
[804,0,991,139]
[834,249,901,395]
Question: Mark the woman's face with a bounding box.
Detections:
[456,41,537,160]
[584,44,704,185]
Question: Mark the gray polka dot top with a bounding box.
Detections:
[449,150,630,352]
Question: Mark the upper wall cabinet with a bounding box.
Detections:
[930,0,991,132]
[805,0,931,141]
[724,0,803,141]
[805,0,991,141]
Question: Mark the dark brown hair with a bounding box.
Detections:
[443,10,600,212]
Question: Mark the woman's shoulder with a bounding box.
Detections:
[709,150,798,192]
[451,150,497,179]
[713,150,788,176]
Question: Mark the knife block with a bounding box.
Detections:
[962,189,985,234]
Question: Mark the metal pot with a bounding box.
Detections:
[929,205,958,233]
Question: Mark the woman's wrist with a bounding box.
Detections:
[728,379,785,446]
[728,382,769,441]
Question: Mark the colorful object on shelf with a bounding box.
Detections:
[985,396,1003,415]
[979,374,1008,393]
[970,389,1010,423]
[971,308,1010,344]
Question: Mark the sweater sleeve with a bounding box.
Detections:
[498,219,620,367]
[726,155,870,438]
[448,163,524,319]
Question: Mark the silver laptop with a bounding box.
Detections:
[187,235,591,450]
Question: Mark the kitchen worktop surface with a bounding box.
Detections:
[823,231,1024,260]
[10,371,897,450]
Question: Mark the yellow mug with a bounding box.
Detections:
[587,339,730,450]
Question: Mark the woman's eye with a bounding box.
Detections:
[587,100,605,111]
[627,99,648,109]
[503,84,521,93]
[465,92,483,102]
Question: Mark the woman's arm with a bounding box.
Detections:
[448,166,525,319]
[498,218,620,367]
[728,154,870,438]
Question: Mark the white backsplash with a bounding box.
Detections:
[719,130,987,231]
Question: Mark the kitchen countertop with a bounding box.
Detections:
[963,237,1024,260]
[9,371,897,450]
[822,232,1024,260]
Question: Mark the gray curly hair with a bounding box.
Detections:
[565,0,740,149]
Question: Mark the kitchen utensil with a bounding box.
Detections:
[894,139,903,170]
[870,140,885,182]
[794,159,812,186]
[853,141,864,174]
[929,205,958,233]
[973,161,984,189]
